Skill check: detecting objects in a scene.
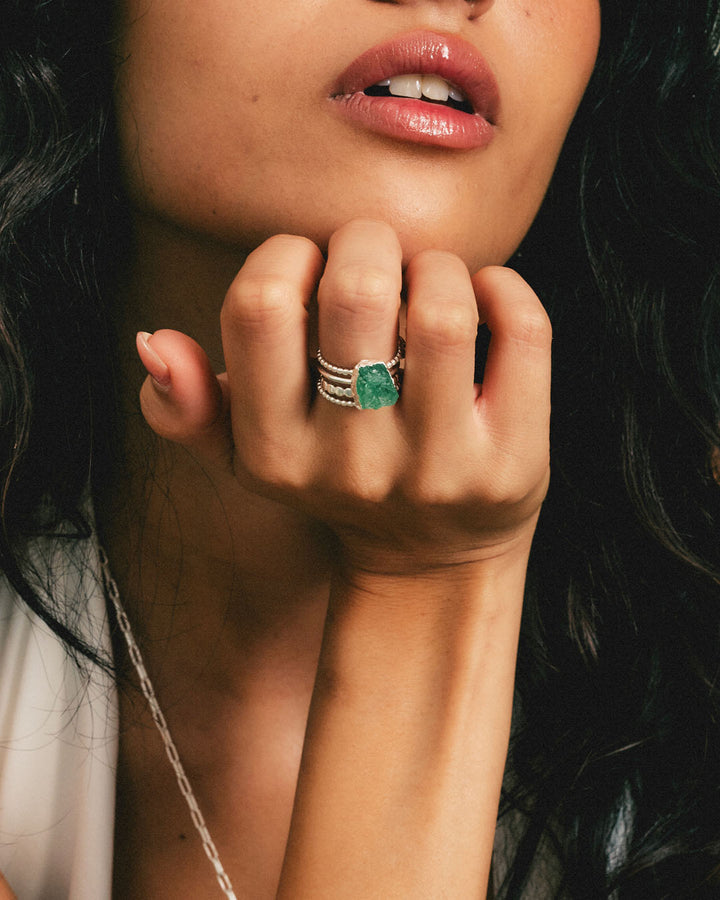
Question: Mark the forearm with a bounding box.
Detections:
[278,553,528,898]
[134,223,551,897]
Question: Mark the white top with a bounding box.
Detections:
[0,536,117,899]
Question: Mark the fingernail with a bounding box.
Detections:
[136,331,171,392]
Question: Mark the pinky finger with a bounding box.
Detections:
[472,267,552,449]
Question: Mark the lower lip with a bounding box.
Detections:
[331,93,495,150]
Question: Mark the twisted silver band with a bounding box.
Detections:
[315,338,405,410]
[316,339,404,377]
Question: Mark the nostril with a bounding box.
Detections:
[465,0,494,19]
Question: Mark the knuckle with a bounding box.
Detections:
[480,451,549,509]
[338,464,392,506]
[509,307,552,349]
[474,264,525,296]
[400,454,463,508]
[358,473,394,505]
[222,275,294,330]
[321,445,393,505]
[403,475,454,510]
[411,300,478,349]
[482,477,524,510]
[236,439,304,492]
[325,264,400,317]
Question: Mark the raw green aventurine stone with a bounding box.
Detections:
[355,363,399,410]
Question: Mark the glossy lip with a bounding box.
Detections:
[329,31,500,151]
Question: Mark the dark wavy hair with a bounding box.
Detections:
[0,0,124,661]
[502,2,720,897]
[2,0,720,896]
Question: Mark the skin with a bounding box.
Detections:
[88,0,603,897]
[113,0,599,272]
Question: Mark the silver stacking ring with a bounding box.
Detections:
[316,338,405,410]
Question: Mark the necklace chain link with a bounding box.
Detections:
[99,547,238,900]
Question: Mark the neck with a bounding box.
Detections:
[96,213,332,709]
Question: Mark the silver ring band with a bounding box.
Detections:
[315,338,404,410]
[316,339,404,377]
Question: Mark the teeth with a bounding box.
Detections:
[388,75,422,99]
[381,74,468,105]
[420,75,450,103]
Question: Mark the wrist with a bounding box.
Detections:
[320,542,529,710]
[333,526,534,616]
[286,533,526,899]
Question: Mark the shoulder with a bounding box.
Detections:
[0,532,116,744]
[0,535,118,899]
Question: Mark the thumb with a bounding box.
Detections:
[136,329,232,471]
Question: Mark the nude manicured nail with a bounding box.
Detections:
[136,331,171,391]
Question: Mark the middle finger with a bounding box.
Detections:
[317,219,402,380]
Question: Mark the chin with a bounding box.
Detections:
[145,180,522,275]
[275,205,506,273]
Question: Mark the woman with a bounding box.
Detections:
[1,0,719,897]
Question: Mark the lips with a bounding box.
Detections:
[330,31,500,151]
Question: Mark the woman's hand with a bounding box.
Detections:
[136,218,551,897]
[137,218,550,579]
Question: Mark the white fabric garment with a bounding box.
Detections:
[0,536,117,900]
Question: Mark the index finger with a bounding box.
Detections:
[221,234,324,450]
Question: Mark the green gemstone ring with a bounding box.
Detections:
[316,339,404,410]
[351,361,399,409]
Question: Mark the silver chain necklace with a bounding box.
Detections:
[98,547,238,900]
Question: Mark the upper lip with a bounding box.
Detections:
[331,30,500,123]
